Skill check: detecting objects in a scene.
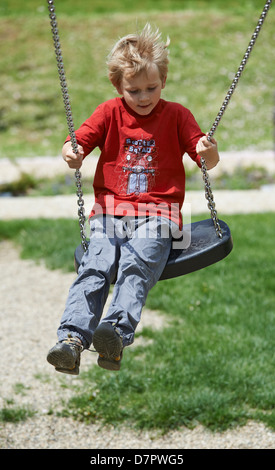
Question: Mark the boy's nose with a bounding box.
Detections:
[139,91,149,103]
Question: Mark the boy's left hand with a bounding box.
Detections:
[196,133,219,170]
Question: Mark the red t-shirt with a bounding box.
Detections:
[66,97,204,227]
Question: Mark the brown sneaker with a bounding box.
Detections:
[93,322,123,371]
[47,334,83,375]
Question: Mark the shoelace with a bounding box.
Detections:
[64,335,97,354]
[62,334,83,351]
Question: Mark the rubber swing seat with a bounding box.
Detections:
[74,218,233,281]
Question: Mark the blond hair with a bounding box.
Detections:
[107,23,170,88]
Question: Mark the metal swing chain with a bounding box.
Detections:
[47,0,88,251]
[200,0,273,239]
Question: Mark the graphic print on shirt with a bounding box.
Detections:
[117,136,158,196]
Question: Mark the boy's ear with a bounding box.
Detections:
[162,76,167,89]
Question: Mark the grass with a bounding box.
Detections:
[0,213,274,432]
[0,218,80,272]
[0,402,35,423]
[1,1,275,159]
[0,1,271,17]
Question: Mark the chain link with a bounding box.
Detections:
[202,0,272,238]
[200,157,222,238]
[47,0,88,251]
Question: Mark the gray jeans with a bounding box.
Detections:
[57,215,174,348]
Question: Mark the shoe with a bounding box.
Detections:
[47,334,83,375]
[93,322,123,371]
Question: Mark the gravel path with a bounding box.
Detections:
[0,241,274,449]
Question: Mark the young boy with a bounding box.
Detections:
[47,24,219,374]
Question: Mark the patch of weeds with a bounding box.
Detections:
[0,404,35,423]
[0,172,93,197]
[13,383,31,396]
[33,372,51,384]
[0,172,37,196]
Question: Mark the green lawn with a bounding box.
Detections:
[1,0,274,159]
[0,212,274,432]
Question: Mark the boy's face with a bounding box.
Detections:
[116,63,166,116]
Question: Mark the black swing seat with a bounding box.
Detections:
[74,218,233,281]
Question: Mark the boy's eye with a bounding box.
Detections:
[128,87,157,95]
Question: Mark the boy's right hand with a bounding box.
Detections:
[62,141,84,169]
